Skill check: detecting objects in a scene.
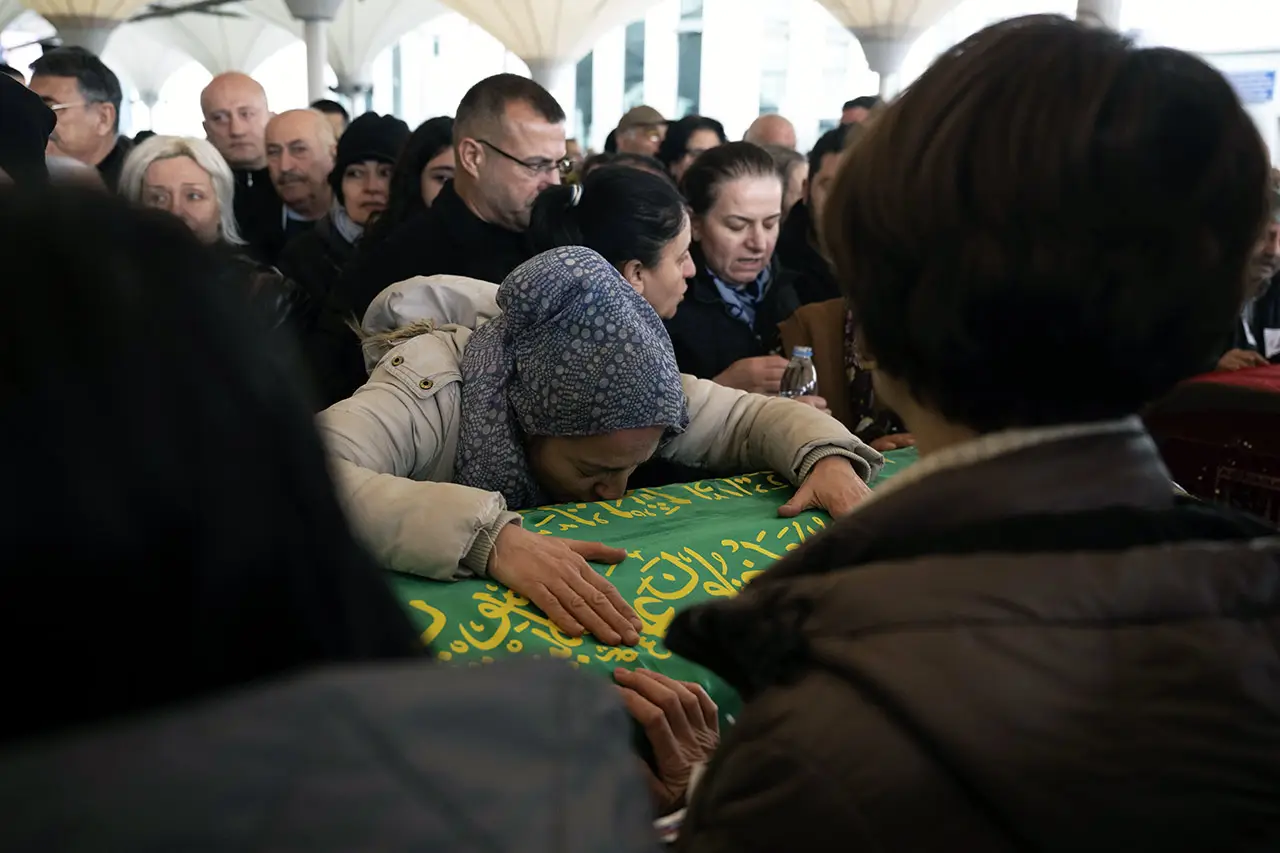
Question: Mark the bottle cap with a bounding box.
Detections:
[791,346,813,359]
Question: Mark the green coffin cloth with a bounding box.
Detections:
[390,447,919,719]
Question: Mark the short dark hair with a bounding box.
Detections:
[843,96,880,112]
[761,143,805,183]
[529,166,686,271]
[362,115,455,248]
[656,115,727,172]
[30,47,121,133]
[310,98,350,123]
[0,63,22,83]
[681,141,780,217]
[579,151,666,179]
[807,123,852,177]
[454,73,565,145]
[824,15,1271,432]
[0,187,421,742]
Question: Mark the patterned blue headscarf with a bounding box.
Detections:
[454,246,690,509]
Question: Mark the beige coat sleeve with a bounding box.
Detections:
[318,352,520,581]
[662,375,883,484]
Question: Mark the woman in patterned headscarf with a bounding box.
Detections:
[454,247,689,509]
[320,245,880,647]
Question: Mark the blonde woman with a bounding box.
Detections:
[119,135,242,246]
[120,136,315,365]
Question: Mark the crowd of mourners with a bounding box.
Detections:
[1,12,1279,851]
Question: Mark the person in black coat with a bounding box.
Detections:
[200,72,288,265]
[664,142,805,397]
[1218,189,1280,370]
[775,123,854,307]
[278,113,410,311]
[312,74,568,408]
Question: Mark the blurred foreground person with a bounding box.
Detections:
[0,74,53,185]
[0,187,421,741]
[659,16,1280,852]
[0,188,658,853]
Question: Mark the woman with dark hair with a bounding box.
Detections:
[664,141,806,400]
[528,166,693,318]
[360,116,455,250]
[277,112,409,309]
[0,187,421,745]
[656,115,726,183]
[638,16,1280,850]
[578,151,668,181]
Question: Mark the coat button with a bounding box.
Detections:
[390,356,404,366]
[419,379,434,390]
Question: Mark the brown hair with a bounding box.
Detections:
[681,141,780,217]
[824,14,1271,432]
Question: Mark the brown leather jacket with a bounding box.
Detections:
[669,421,1280,852]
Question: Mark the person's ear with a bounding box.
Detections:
[690,214,704,242]
[620,259,646,296]
[97,102,116,138]
[801,174,810,201]
[457,138,483,179]
[202,119,212,140]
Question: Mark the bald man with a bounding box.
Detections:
[744,114,797,150]
[266,109,336,236]
[201,72,271,171]
[200,72,287,261]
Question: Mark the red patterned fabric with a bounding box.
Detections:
[1145,371,1280,523]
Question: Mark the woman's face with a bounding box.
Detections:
[528,426,665,503]
[671,129,723,183]
[341,159,393,225]
[624,216,695,319]
[141,156,220,244]
[420,147,456,207]
[693,175,783,286]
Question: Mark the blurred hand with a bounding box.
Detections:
[792,395,829,412]
[714,355,789,394]
[780,456,872,518]
[488,525,640,645]
[1217,349,1269,372]
[616,668,719,814]
[869,433,915,452]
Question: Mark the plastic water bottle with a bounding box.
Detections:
[779,346,818,398]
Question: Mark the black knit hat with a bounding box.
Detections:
[0,75,55,185]
[329,112,410,196]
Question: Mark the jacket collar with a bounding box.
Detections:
[666,421,1280,695]
[433,180,529,252]
[687,244,783,308]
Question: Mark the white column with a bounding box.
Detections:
[700,0,763,139]
[643,1,680,121]
[46,17,113,54]
[526,58,578,141]
[591,25,626,150]
[304,20,329,103]
[856,34,913,100]
[284,0,344,104]
[1076,0,1123,29]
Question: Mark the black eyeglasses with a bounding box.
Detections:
[477,139,573,177]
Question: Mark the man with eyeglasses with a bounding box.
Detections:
[314,73,568,408]
[29,47,131,192]
[614,105,667,158]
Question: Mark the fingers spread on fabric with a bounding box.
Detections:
[566,538,630,565]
